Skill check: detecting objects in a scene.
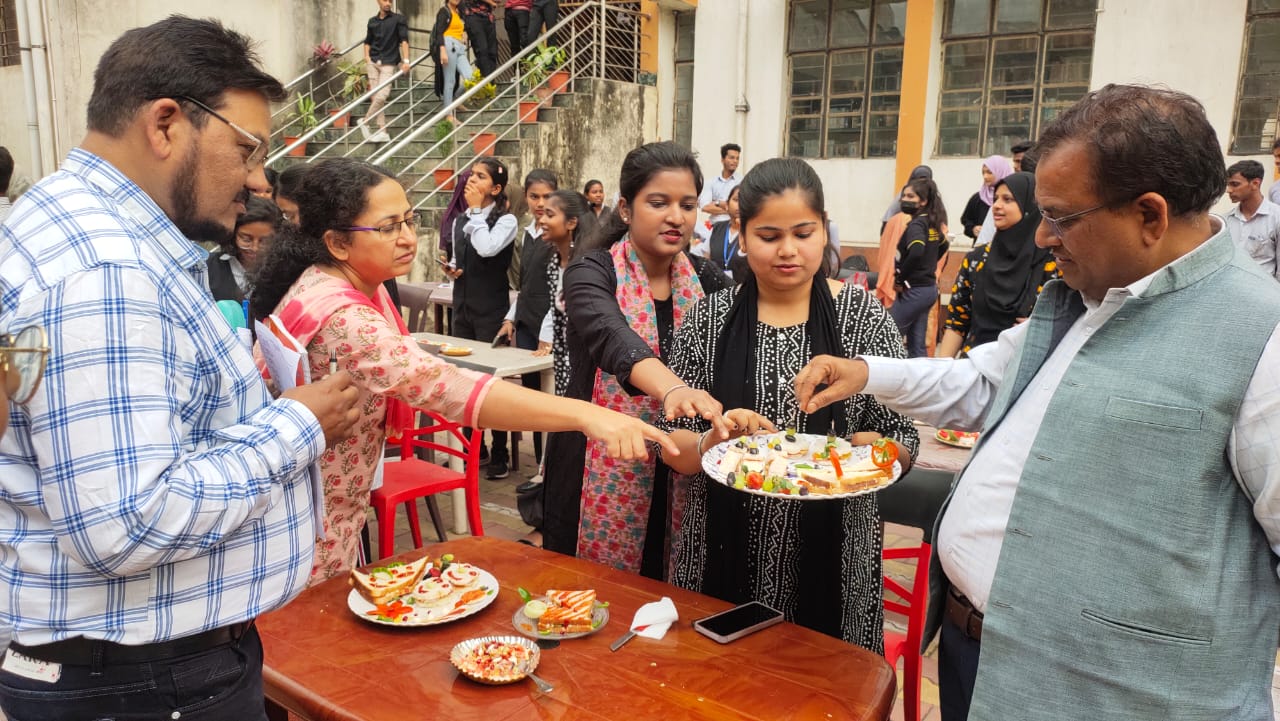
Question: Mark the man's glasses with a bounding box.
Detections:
[1041,204,1104,240]
[341,212,421,241]
[170,95,268,169]
[1,326,50,405]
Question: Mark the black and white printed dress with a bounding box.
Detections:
[667,282,919,651]
[547,258,571,397]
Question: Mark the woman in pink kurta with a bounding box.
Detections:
[250,158,676,584]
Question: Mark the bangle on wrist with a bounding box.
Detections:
[661,383,689,411]
[696,429,713,455]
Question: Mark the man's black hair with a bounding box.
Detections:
[0,147,13,195]
[1010,141,1033,155]
[720,143,741,159]
[1227,160,1266,183]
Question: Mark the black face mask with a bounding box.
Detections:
[900,200,919,215]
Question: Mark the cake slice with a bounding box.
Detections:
[538,589,597,633]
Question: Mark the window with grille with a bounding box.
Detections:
[935,0,1096,157]
[785,0,906,159]
[1231,0,1280,155]
[673,10,694,149]
[1,1,19,68]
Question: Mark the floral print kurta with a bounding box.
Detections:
[272,267,496,584]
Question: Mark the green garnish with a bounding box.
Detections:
[517,586,533,603]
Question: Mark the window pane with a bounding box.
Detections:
[675,12,695,62]
[1233,98,1279,154]
[939,110,982,155]
[832,0,873,47]
[828,95,865,114]
[873,0,908,44]
[870,47,903,92]
[990,36,1038,87]
[941,40,988,90]
[1251,0,1280,12]
[1040,84,1086,105]
[1243,18,1280,83]
[947,0,991,37]
[995,0,1040,33]
[867,113,899,156]
[989,87,1036,105]
[1046,0,1097,30]
[791,54,827,97]
[826,114,864,157]
[1043,32,1093,84]
[790,0,828,52]
[829,50,868,95]
[985,106,1032,156]
[675,64,694,102]
[791,98,824,115]
[941,89,984,108]
[788,116,824,157]
[1232,17,1280,154]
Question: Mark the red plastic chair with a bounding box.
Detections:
[369,411,484,559]
[883,540,932,721]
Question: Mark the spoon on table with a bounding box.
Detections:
[521,661,554,693]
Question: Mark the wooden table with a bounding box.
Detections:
[412,332,554,532]
[260,537,896,721]
[913,423,971,475]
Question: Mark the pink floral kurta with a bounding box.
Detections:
[270,267,495,584]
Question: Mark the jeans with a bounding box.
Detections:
[526,0,560,47]
[463,15,498,77]
[504,9,530,60]
[364,61,398,128]
[939,614,981,721]
[888,283,937,358]
[442,37,474,106]
[0,626,267,721]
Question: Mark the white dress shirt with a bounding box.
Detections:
[449,202,518,265]
[698,172,739,225]
[1225,201,1280,279]
[863,224,1280,613]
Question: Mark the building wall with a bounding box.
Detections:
[681,0,1276,247]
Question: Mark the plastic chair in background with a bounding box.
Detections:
[877,466,954,721]
[369,410,484,559]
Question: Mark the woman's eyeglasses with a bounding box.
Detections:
[341,212,421,241]
[235,232,270,250]
[1,325,50,405]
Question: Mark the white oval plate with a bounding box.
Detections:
[347,567,499,627]
[701,432,902,501]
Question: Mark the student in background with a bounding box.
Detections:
[584,178,611,220]
[889,178,948,358]
[1225,159,1280,280]
[207,196,279,303]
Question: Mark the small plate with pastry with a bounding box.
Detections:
[934,428,979,449]
[439,345,474,357]
[701,431,903,500]
[511,588,610,639]
[347,553,498,627]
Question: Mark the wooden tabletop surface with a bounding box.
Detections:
[412,332,553,376]
[259,537,896,721]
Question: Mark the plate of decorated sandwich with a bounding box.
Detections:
[347,553,499,627]
[511,587,610,640]
[701,431,903,500]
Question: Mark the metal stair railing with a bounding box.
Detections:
[266,28,437,166]
[370,0,647,213]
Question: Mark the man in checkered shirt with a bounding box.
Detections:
[0,16,360,720]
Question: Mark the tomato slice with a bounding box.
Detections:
[870,438,898,470]
[829,453,843,478]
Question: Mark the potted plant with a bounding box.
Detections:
[520,44,569,100]
[284,94,319,157]
[461,69,497,103]
[471,130,497,157]
[326,60,367,130]
[431,119,457,190]
[518,98,540,124]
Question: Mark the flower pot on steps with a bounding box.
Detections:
[283,137,307,157]
[432,168,457,190]
[519,100,540,124]
[472,132,497,156]
[329,109,350,129]
[549,70,571,94]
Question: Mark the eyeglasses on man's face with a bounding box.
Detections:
[166,95,268,169]
[1040,204,1105,240]
[1,325,50,405]
[342,212,420,242]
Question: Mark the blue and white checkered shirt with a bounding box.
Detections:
[0,149,324,646]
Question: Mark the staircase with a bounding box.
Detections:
[267,1,647,236]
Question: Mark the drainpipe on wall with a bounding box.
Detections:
[25,0,57,176]
[733,0,749,144]
[14,0,44,177]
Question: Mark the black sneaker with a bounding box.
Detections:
[485,459,509,480]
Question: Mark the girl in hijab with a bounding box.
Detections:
[959,155,1014,240]
[938,172,1058,357]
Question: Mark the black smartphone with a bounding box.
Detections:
[692,601,784,644]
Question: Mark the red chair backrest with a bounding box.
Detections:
[883,541,932,650]
[395,410,480,467]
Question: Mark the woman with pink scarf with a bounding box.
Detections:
[958,154,1014,240]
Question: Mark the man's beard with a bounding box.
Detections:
[171,147,239,246]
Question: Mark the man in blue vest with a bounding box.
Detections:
[795,84,1280,721]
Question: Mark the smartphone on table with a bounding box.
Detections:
[692,601,784,644]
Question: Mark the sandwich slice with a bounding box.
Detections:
[350,556,431,606]
[538,589,597,634]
